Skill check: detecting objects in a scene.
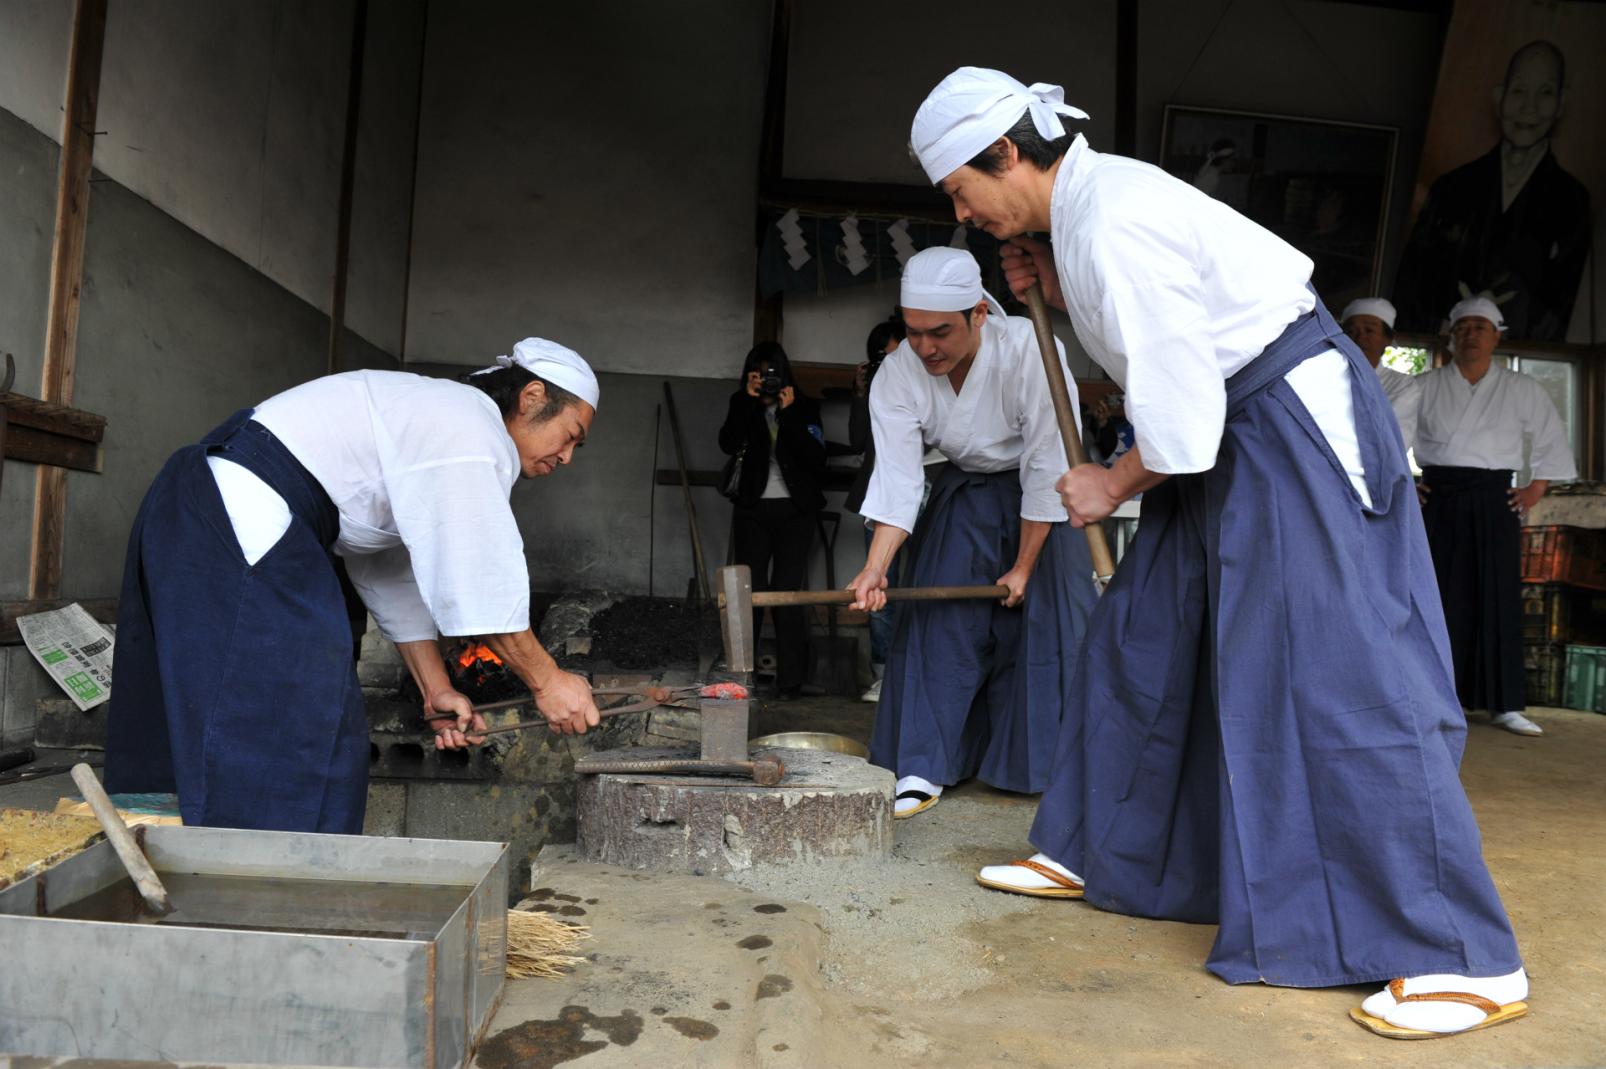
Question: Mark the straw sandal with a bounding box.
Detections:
[1349,979,1528,1039]
[893,790,939,818]
[975,858,1085,898]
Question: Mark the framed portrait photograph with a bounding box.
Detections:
[1394,0,1604,344]
[1159,106,1398,312]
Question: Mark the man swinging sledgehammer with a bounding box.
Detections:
[910,65,1529,1039]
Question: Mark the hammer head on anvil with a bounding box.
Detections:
[717,564,755,673]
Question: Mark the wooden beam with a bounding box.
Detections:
[4,427,101,473]
[0,597,117,647]
[328,0,369,373]
[0,392,107,443]
[31,0,108,601]
[758,178,952,223]
[753,0,792,346]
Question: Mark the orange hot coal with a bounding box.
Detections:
[457,643,504,669]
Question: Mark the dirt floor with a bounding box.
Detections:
[479,701,1606,1069]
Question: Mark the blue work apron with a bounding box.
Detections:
[1029,295,1522,987]
[104,410,369,833]
[871,465,1098,793]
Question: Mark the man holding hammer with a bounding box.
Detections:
[847,246,1098,818]
[909,67,1527,1038]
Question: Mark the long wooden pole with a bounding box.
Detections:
[30,0,108,600]
[1022,285,1117,585]
[741,584,1007,608]
[327,0,369,374]
[661,382,710,602]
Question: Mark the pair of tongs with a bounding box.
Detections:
[423,682,748,737]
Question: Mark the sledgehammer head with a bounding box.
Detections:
[717,565,755,673]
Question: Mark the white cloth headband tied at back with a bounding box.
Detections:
[474,337,601,411]
[900,247,1007,320]
[911,66,1089,185]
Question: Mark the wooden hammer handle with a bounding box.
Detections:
[747,585,1007,608]
[1022,283,1117,583]
[70,762,174,916]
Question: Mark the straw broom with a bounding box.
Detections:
[505,907,591,979]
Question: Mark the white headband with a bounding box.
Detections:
[1448,297,1506,332]
[1340,298,1397,331]
[475,337,600,411]
[900,247,1007,319]
[911,66,1089,185]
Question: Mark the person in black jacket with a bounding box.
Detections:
[718,341,827,697]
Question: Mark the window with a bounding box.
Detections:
[1507,353,1584,467]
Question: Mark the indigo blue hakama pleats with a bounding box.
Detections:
[1029,298,1521,987]
[105,411,369,834]
[871,466,1097,793]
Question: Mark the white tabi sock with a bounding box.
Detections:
[893,775,941,815]
[977,852,1083,890]
[1360,967,1528,1034]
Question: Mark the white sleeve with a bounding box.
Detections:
[340,544,437,643]
[1086,201,1223,474]
[385,455,532,636]
[1523,380,1578,482]
[858,366,928,533]
[1017,332,1073,522]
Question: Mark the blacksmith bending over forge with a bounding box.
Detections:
[104,339,603,833]
[910,67,1528,1038]
[845,247,1098,818]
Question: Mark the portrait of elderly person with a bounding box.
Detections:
[1394,40,1590,341]
[846,247,1097,819]
[1416,297,1577,737]
[104,339,603,834]
[909,66,1531,1037]
[1340,297,1421,450]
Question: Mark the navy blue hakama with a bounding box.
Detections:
[1420,466,1525,713]
[870,466,1098,793]
[104,411,369,834]
[1029,298,1522,987]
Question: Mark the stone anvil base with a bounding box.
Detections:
[575,746,893,876]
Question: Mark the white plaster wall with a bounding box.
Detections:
[402,0,771,374]
[782,0,1120,184]
[0,0,423,356]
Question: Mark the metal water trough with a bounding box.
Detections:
[0,825,507,1068]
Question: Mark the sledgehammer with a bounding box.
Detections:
[716,564,1006,673]
[1022,284,1116,589]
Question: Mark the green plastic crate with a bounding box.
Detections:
[1563,645,1606,713]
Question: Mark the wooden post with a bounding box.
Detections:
[328,0,369,374]
[30,0,108,600]
[752,0,791,346]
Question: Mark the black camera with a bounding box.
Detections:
[758,369,784,395]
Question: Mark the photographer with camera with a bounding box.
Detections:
[718,341,827,699]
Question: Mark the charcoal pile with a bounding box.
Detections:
[587,597,716,668]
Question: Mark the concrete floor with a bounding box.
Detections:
[3,705,1601,1067]
[479,702,1606,1069]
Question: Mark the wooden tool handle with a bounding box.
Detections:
[1022,283,1117,583]
[70,762,174,916]
[748,584,1007,608]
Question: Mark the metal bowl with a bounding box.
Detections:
[749,731,869,758]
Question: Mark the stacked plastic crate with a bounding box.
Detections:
[1521,523,1606,712]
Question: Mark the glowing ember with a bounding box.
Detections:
[699,682,749,700]
[457,643,503,669]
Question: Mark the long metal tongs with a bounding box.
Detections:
[423,683,743,738]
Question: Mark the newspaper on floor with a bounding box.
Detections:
[16,602,114,711]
